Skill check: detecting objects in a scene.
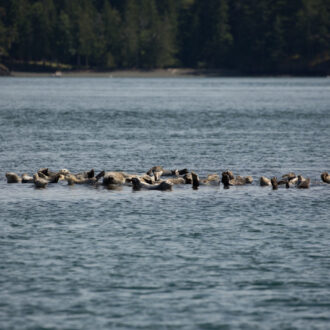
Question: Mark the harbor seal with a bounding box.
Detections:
[296,175,310,189]
[271,177,278,190]
[131,177,173,191]
[222,171,252,186]
[21,173,34,183]
[5,172,21,183]
[191,171,220,188]
[183,172,193,184]
[33,173,48,188]
[321,172,330,184]
[234,175,253,185]
[66,171,104,185]
[146,166,187,179]
[222,173,231,189]
[260,176,271,186]
[102,171,129,185]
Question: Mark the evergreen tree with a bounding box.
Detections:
[295,0,330,65]
[138,0,162,68]
[0,0,328,73]
[0,6,7,57]
[102,0,122,68]
[122,0,139,67]
[55,10,75,63]
[10,0,33,61]
[29,0,56,61]
[205,0,233,67]
[77,3,96,66]
[177,0,200,67]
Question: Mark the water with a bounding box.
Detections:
[0,77,330,329]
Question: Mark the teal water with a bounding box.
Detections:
[0,77,330,329]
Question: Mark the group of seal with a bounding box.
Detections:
[266,174,311,190]
[4,167,330,191]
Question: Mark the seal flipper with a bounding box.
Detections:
[95,171,105,181]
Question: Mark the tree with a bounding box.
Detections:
[29,0,56,61]
[55,10,75,63]
[102,0,122,68]
[10,0,33,61]
[206,0,233,67]
[0,6,8,57]
[122,0,139,67]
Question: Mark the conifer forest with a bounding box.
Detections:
[0,0,329,74]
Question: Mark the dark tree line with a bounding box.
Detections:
[0,0,329,74]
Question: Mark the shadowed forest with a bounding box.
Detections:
[0,0,329,75]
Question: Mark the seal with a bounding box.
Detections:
[296,175,310,189]
[278,173,297,185]
[66,171,104,185]
[102,171,129,185]
[321,172,330,184]
[166,177,186,184]
[234,175,253,185]
[260,176,271,186]
[222,170,235,180]
[21,173,34,183]
[38,168,67,182]
[33,173,48,188]
[131,177,172,191]
[74,169,95,180]
[183,172,193,184]
[5,172,21,183]
[146,166,187,179]
[222,171,252,186]
[222,173,230,189]
[125,174,155,185]
[191,171,220,188]
[282,172,296,180]
[58,169,70,176]
[271,177,278,190]
[37,171,61,183]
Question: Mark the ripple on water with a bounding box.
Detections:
[1,77,330,329]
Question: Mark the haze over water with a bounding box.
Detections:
[0,77,330,329]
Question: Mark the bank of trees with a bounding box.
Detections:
[0,0,329,74]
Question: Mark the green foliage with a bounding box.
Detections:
[1,0,329,73]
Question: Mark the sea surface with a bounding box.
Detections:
[0,77,330,329]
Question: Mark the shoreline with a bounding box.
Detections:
[3,68,328,78]
[9,68,239,78]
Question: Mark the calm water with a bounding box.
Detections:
[0,77,330,329]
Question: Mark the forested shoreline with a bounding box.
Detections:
[0,0,329,75]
